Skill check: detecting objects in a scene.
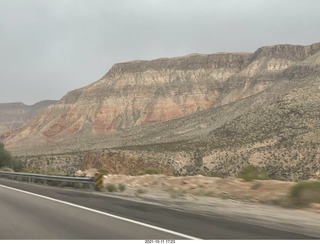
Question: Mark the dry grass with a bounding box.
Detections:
[102,174,299,207]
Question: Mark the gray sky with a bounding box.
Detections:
[1,0,319,105]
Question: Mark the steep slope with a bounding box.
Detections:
[99,66,319,180]
[200,80,320,181]
[6,43,320,151]
[5,52,253,149]
[134,69,320,181]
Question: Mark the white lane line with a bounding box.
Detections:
[0,184,201,240]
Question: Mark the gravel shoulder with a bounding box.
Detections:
[90,173,320,238]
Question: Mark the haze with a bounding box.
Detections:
[1,0,319,105]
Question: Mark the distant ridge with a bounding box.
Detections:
[0,100,57,134]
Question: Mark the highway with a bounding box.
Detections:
[0,178,318,240]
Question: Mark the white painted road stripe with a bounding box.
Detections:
[0,184,201,240]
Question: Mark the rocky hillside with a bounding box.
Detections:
[0,100,57,134]
[3,42,320,181]
[4,52,252,143]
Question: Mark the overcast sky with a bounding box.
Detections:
[1,0,319,105]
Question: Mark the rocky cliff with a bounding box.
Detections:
[4,52,252,146]
[3,42,320,181]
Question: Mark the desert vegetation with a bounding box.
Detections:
[0,143,24,172]
[98,168,109,175]
[288,181,320,207]
[237,164,270,181]
[105,183,126,192]
[138,167,161,175]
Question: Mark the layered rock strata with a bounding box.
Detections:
[3,42,320,181]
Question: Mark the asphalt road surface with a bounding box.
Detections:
[0,178,318,240]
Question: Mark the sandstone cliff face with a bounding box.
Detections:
[92,53,252,129]
[4,52,252,145]
[215,42,320,106]
[6,43,320,150]
[3,42,320,181]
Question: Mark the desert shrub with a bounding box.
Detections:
[0,143,13,167]
[118,183,126,192]
[135,188,148,196]
[207,172,225,178]
[13,162,24,172]
[106,183,117,192]
[73,183,85,189]
[0,143,24,172]
[0,167,14,172]
[237,164,270,181]
[98,168,109,175]
[288,181,320,207]
[21,168,41,174]
[138,167,161,175]
[41,168,66,176]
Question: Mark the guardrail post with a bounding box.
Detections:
[94,173,103,191]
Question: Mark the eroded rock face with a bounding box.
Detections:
[5,53,251,142]
[4,42,320,158]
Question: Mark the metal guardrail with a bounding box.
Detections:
[0,171,95,187]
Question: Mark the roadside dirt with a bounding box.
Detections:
[102,174,293,204]
[76,169,320,237]
[78,169,320,213]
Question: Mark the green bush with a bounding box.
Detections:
[138,167,161,175]
[237,164,270,181]
[289,181,320,207]
[12,161,24,172]
[0,143,13,167]
[118,183,126,192]
[106,184,117,192]
[98,168,109,175]
[0,143,24,172]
